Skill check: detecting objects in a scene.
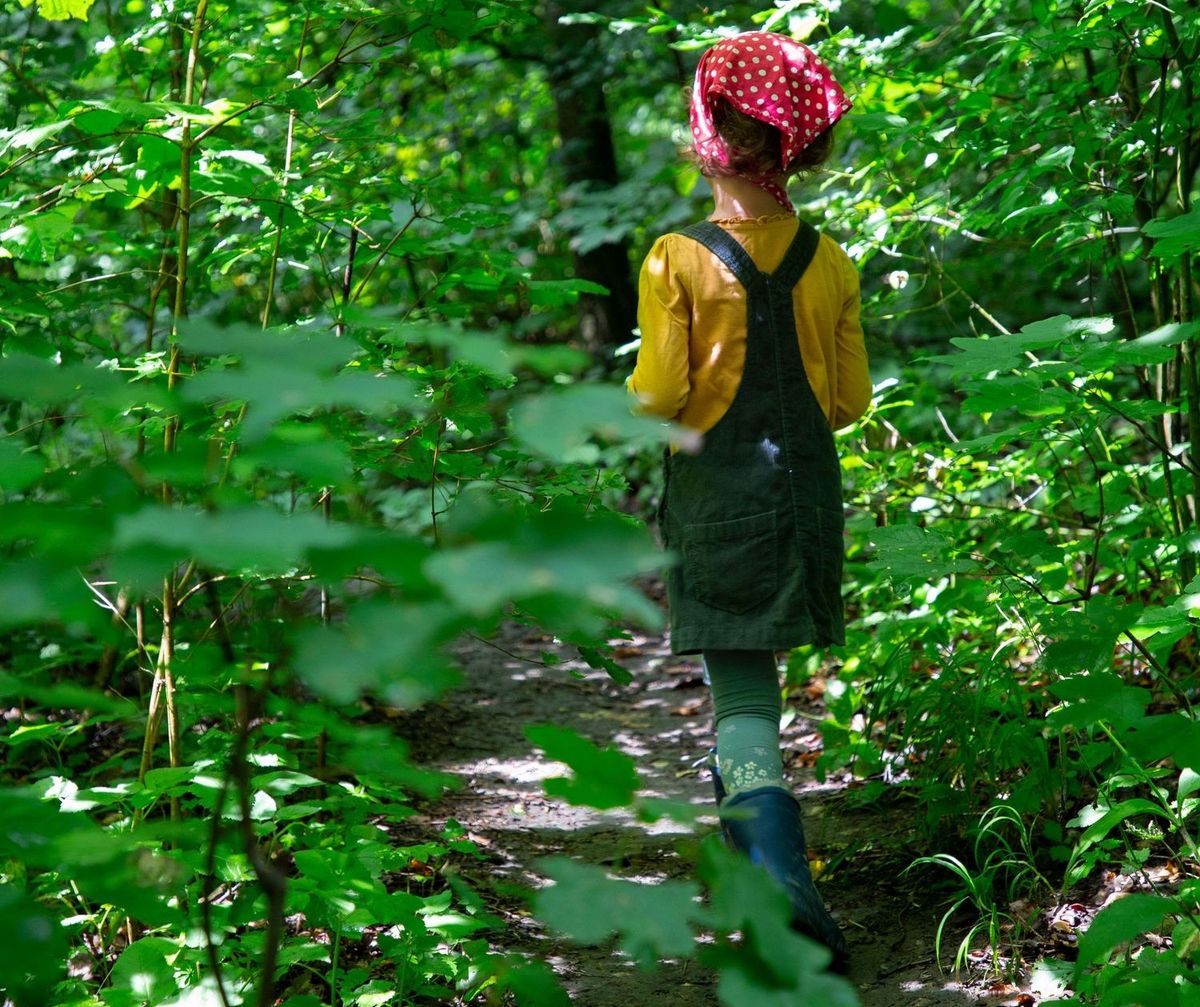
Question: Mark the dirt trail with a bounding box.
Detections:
[399,618,1014,1007]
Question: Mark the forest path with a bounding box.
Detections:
[400,616,1015,1007]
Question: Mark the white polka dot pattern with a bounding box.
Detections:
[690,30,852,211]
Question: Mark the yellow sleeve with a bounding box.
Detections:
[627,234,691,420]
[831,253,872,430]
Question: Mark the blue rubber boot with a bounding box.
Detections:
[710,759,849,973]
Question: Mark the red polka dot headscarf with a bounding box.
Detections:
[690,31,852,212]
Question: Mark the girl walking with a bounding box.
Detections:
[628,30,871,971]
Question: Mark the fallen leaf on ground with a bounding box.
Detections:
[1047,902,1091,950]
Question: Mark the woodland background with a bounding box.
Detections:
[2,0,1200,1004]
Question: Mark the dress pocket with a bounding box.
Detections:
[682,510,780,614]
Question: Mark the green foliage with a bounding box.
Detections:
[5,0,1200,1002]
[0,884,66,1006]
[0,1,676,1003]
[535,857,702,967]
[20,0,96,21]
[524,724,641,809]
[534,841,860,1005]
[511,384,671,463]
[1074,893,1176,977]
[697,840,859,1006]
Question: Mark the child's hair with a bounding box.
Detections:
[707,97,835,178]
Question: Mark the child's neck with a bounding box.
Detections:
[708,175,790,220]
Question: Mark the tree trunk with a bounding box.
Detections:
[544,1,638,352]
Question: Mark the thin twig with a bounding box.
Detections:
[199,577,235,1007]
[466,632,564,670]
[232,683,287,1007]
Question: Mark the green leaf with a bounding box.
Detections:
[696,840,857,1003]
[1133,574,1200,640]
[577,644,632,685]
[0,789,95,864]
[1047,672,1150,729]
[143,766,198,794]
[511,384,673,463]
[24,0,98,20]
[0,118,72,155]
[185,367,419,440]
[352,988,395,1007]
[1110,322,1200,365]
[250,790,277,821]
[177,320,421,437]
[524,724,640,809]
[928,316,1112,377]
[0,353,167,413]
[0,440,45,492]
[360,313,588,378]
[868,524,976,582]
[534,857,701,966]
[1179,768,1200,804]
[0,672,134,715]
[425,497,662,629]
[1036,145,1075,169]
[961,375,1078,418]
[156,979,236,1006]
[1127,714,1200,773]
[1075,893,1175,976]
[0,885,65,1007]
[73,107,125,134]
[350,312,481,362]
[949,419,1048,455]
[525,278,609,306]
[112,505,358,573]
[253,771,323,797]
[716,967,857,1007]
[308,531,433,595]
[699,836,791,934]
[2,723,63,749]
[491,957,571,1007]
[1041,596,1144,677]
[1067,799,1169,850]
[176,319,355,371]
[236,425,353,488]
[292,599,464,707]
[74,847,191,928]
[0,558,112,631]
[109,937,178,1001]
[1144,207,1200,259]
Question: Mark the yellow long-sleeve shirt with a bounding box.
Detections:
[628,213,871,435]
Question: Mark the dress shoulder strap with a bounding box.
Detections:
[772,220,821,289]
[677,220,761,287]
[677,218,821,290]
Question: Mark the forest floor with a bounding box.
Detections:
[393,594,1048,1007]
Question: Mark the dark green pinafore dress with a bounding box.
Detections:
[659,219,846,655]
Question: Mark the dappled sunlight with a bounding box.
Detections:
[8,0,1191,1001]
[441,754,566,784]
[427,625,1027,1001]
[892,977,1013,1007]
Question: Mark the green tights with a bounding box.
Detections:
[703,649,784,797]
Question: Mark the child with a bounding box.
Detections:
[628,30,871,971]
